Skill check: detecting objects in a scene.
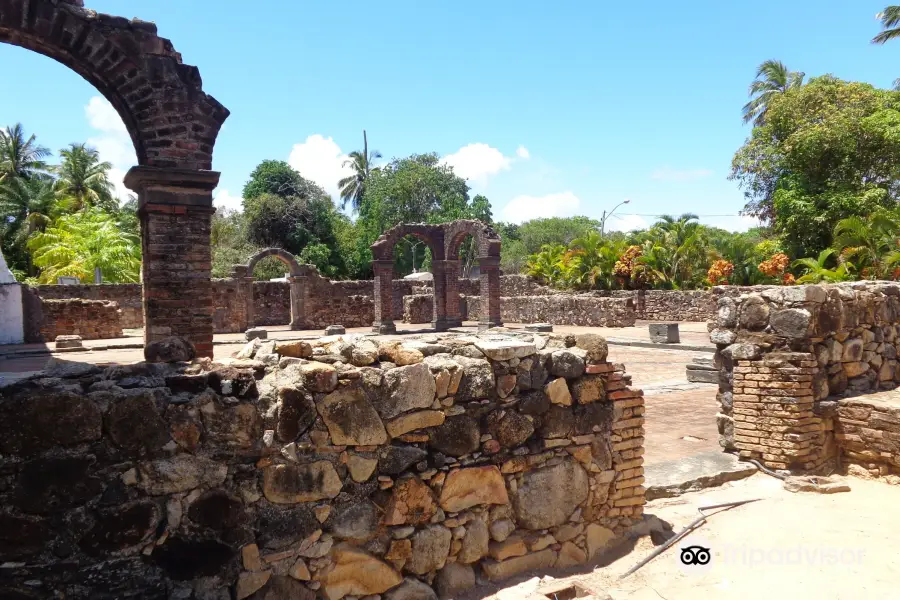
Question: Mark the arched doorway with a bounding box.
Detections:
[369,220,502,333]
[239,248,306,330]
[444,220,503,330]
[370,223,447,333]
[0,0,229,357]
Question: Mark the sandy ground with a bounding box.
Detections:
[484,473,900,600]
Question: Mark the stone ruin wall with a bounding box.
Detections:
[26,298,123,342]
[0,330,645,599]
[466,295,638,328]
[18,273,750,341]
[709,282,900,473]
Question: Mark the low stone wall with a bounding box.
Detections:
[467,295,636,328]
[710,282,900,472]
[33,298,123,341]
[834,395,900,475]
[252,281,291,326]
[0,330,644,599]
[29,283,142,328]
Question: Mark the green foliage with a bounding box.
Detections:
[242,160,325,202]
[53,143,116,212]
[514,216,602,257]
[732,76,900,255]
[0,123,49,181]
[793,249,852,283]
[831,210,900,279]
[26,208,140,283]
[741,60,805,126]
[338,130,381,212]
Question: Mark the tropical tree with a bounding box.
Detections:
[26,208,141,283]
[793,249,853,283]
[0,176,56,237]
[831,211,900,280]
[0,123,49,182]
[567,231,624,289]
[53,143,116,212]
[741,60,805,126]
[873,7,900,44]
[525,244,567,287]
[338,130,382,212]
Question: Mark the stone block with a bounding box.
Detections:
[245,327,268,341]
[325,325,346,335]
[55,334,84,350]
[525,323,553,332]
[648,323,680,343]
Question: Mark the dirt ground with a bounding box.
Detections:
[485,472,900,600]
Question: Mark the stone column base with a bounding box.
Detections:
[373,321,397,334]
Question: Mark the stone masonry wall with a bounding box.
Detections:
[467,295,637,328]
[252,282,292,327]
[0,330,644,599]
[709,282,900,472]
[404,295,435,325]
[34,298,123,342]
[28,284,143,329]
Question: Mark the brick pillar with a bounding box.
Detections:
[431,260,449,331]
[732,352,827,471]
[372,259,396,334]
[479,256,502,331]
[444,259,462,327]
[288,275,306,330]
[125,166,219,358]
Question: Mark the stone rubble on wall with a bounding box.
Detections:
[0,329,645,599]
[708,281,900,472]
[467,295,636,328]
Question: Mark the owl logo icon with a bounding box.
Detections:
[680,545,711,566]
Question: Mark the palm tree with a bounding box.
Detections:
[338,130,381,212]
[0,176,57,238]
[793,248,853,283]
[832,211,900,279]
[53,143,116,212]
[0,123,50,182]
[27,207,141,283]
[873,7,900,44]
[742,60,805,126]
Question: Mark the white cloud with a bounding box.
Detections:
[288,134,353,200]
[702,214,761,232]
[516,145,530,160]
[501,191,581,223]
[441,143,512,185]
[84,96,137,203]
[651,166,713,182]
[213,188,244,212]
[605,213,649,232]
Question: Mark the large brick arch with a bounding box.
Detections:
[246,248,302,278]
[0,0,228,170]
[369,220,502,333]
[1,0,229,358]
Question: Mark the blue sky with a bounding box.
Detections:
[2,0,898,231]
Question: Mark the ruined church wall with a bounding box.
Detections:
[709,282,900,473]
[0,331,644,599]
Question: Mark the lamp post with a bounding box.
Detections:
[600,198,631,238]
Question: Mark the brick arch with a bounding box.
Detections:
[246,248,302,278]
[370,223,446,262]
[1,0,230,358]
[0,0,229,170]
[369,220,502,333]
[444,219,502,260]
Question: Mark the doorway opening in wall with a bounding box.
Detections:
[0,43,144,380]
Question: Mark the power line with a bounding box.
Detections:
[610,213,753,219]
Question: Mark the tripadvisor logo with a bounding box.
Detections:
[676,535,714,575]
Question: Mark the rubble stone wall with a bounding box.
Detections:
[0,331,644,599]
[33,298,123,341]
[28,284,143,328]
[467,295,637,327]
[709,282,900,472]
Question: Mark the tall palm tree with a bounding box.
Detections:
[742,60,805,126]
[53,143,116,212]
[0,123,50,182]
[0,176,56,236]
[338,130,381,212]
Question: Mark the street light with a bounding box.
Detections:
[600,198,631,238]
